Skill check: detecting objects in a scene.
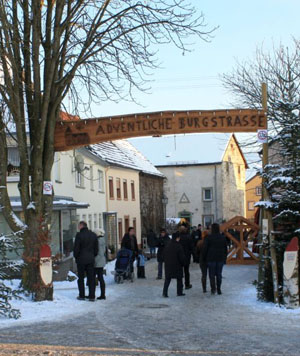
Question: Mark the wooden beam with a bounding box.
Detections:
[54,109,267,151]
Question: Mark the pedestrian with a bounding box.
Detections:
[147,229,158,258]
[94,228,107,300]
[178,225,193,289]
[137,250,146,278]
[156,228,170,280]
[191,224,202,262]
[74,221,98,301]
[196,238,208,293]
[202,223,228,295]
[162,232,186,297]
[121,227,138,273]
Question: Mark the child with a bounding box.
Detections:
[137,250,146,278]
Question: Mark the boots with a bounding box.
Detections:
[202,277,207,293]
[210,277,216,295]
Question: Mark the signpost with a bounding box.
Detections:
[283,237,299,309]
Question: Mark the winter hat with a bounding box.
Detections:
[94,228,105,236]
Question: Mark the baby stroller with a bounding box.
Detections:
[114,248,134,283]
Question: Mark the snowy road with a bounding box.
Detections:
[1,261,300,355]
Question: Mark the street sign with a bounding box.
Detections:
[54,109,267,151]
[257,129,268,143]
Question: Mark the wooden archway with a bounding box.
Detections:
[54,109,266,151]
[221,216,259,265]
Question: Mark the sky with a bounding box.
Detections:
[68,0,300,174]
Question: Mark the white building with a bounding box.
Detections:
[130,133,248,228]
[88,140,164,250]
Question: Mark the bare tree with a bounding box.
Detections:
[0,0,215,301]
[222,38,300,155]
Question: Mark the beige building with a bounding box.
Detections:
[130,133,247,228]
[245,174,262,221]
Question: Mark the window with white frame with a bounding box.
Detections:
[88,214,92,229]
[53,152,61,182]
[98,213,103,228]
[248,201,255,211]
[75,170,84,188]
[82,214,87,224]
[203,215,214,229]
[203,187,213,201]
[94,214,97,229]
[90,165,94,190]
[256,186,262,196]
[98,170,104,192]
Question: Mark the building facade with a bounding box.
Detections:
[130,134,247,228]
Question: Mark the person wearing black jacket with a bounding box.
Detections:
[202,223,228,295]
[147,229,158,258]
[121,227,138,273]
[74,221,98,301]
[156,228,170,279]
[162,232,186,297]
[178,225,193,289]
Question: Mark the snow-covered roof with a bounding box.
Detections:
[128,133,232,166]
[88,140,164,177]
[7,197,89,211]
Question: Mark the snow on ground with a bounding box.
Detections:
[1,260,300,329]
[0,260,116,328]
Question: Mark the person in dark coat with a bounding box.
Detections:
[147,229,158,258]
[191,224,202,262]
[162,232,186,297]
[74,221,98,301]
[178,225,193,289]
[196,238,208,293]
[156,228,170,279]
[202,223,228,295]
[121,227,138,273]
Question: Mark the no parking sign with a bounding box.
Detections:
[257,129,268,143]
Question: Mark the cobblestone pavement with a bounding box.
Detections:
[1,262,300,356]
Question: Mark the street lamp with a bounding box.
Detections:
[162,194,168,228]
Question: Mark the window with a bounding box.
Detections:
[94,214,97,229]
[109,177,114,199]
[123,179,128,200]
[238,165,241,174]
[248,201,255,211]
[75,170,82,187]
[131,180,135,200]
[98,213,103,228]
[118,219,123,243]
[88,214,92,229]
[203,188,213,201]
[116,178,121,199]
[256,186,262,196]
[203,215,214,229]
[82,214,87,224]
[98,170,104,192]
[53,152,61,182]
[90,165,94,190]
[124,216,130,233]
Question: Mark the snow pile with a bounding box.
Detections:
[0,260,116,327]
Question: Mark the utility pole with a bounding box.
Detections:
[261,82,279,304]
